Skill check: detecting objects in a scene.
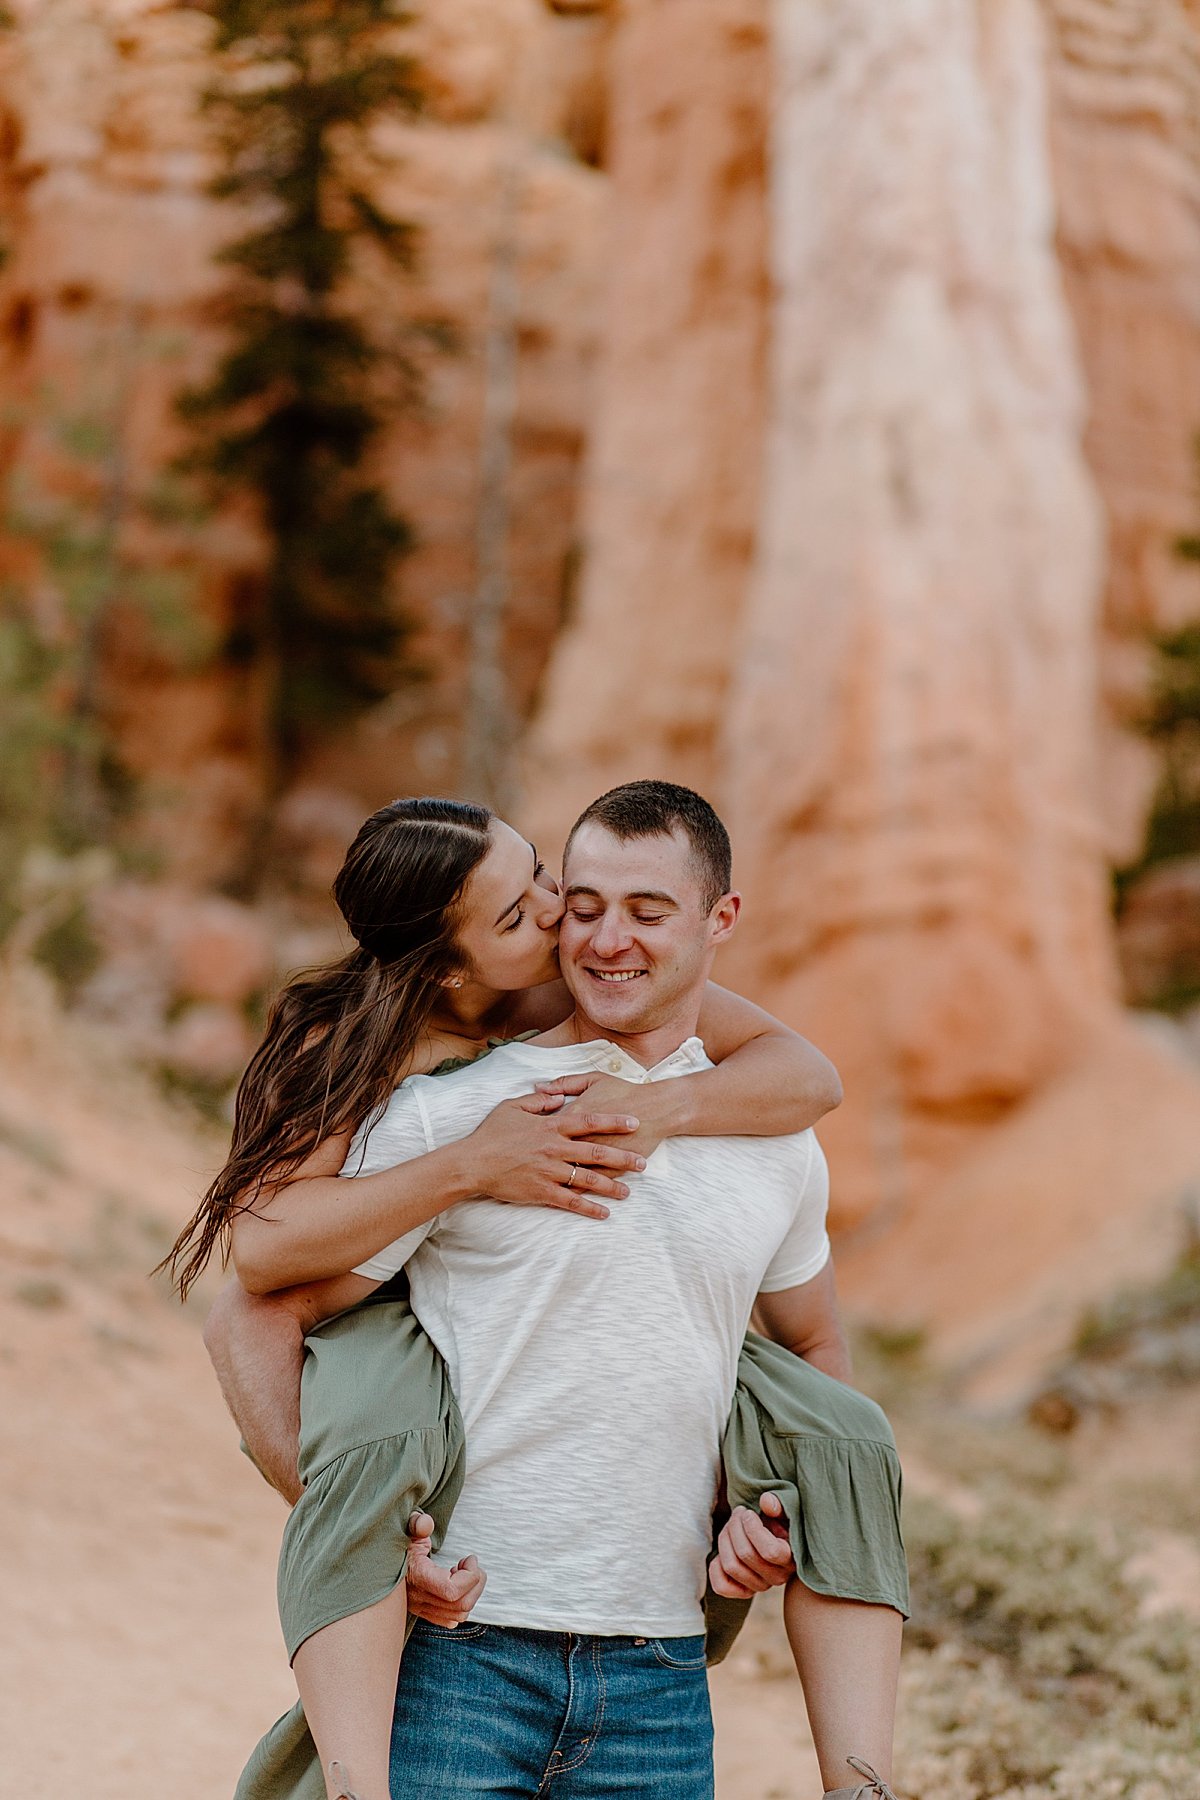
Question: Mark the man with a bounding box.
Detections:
[214,782,903,1800]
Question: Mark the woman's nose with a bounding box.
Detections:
[537,887,565,930]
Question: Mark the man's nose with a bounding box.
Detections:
[589,913,633,958]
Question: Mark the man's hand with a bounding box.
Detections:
[404,1510,487,1627]
[708,1493,796,1599]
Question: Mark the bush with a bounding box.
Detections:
[898,1494,1200,1795]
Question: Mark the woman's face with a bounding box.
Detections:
[453,819,564,993]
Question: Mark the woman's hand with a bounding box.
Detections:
[532,1074,684,1161]
[458,1089,648,1221]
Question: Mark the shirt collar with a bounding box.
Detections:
[577,1036,710,1082]
[495,1035,710,1081]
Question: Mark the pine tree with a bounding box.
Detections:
[1137,440,1200,869]
[1135,620,1200,872]
[1116,437,1200,910]
[179,0,423,795]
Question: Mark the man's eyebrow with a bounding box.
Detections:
[565,884,680,908]
[493,843,539,929]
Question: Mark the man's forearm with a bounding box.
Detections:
[204,1282,305,1504]
[233,1139,476,1294]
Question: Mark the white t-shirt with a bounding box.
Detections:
[348,1036,830,1637]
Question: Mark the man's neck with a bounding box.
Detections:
[538,1007,702,1070]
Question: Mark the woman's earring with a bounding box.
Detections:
[449,976,464,989]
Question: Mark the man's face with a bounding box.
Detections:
[559,824,738,1039]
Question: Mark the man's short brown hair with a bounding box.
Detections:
[565,780,733,912]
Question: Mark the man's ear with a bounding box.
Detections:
[708,891,741,948]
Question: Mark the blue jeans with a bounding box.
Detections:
[389,1619,714,1798]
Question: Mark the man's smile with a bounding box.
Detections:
[586,969,647,984]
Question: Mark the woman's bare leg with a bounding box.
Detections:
[781,1583,902,1792]
[291,1580,407,1800]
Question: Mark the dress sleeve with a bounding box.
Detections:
[757,1134,832,1294]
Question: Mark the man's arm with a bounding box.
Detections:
[203,1271,378,1502]
[710,1262,852,1598]
[755,1259,852,1383]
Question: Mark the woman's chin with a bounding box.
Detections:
[523,949,561,988]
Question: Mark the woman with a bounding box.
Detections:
[164,796,906,1800]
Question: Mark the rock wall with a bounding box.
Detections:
[522,0,1126,1224]
[1044,0,1200,861]
[519,0,771,811]
[718,0,1120,1222]
[0,0,607,882]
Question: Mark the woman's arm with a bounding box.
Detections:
[689,982,842,1132]
[230,1090,646,1295]
[539,982,842,1154]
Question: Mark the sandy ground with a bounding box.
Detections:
[0,976,819,1798]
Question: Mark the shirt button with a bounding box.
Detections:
[607,1057,623,1073]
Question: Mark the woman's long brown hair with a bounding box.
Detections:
[160,797,493,1300]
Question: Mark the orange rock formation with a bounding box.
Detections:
[521,0,1200,1339]
[719,0,1117,1219]
[518,0,771,805]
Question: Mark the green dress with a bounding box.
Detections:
[234,1054,909,1800]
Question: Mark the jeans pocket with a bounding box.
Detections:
[418,1619,490,1641]
[649,1635,707,1670]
